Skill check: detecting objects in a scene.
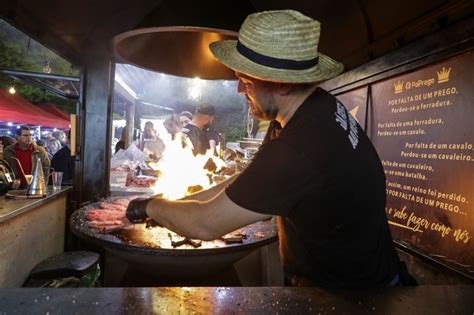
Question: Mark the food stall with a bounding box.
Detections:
[0,86,73,287]
[0,0,473,313]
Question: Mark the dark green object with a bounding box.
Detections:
[24,251,101,288]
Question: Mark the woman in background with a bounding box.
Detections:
[46,138,62,160]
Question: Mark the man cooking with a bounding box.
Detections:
[109,10,411,288]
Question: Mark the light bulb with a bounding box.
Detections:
[8,86,16,94]
[43,60,52,74]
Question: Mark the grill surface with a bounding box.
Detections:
[70,196,278,276]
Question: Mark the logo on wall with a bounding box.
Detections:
[437,67,451,83]
[394,80,404,94]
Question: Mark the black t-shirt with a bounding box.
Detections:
[226,88,400,288]
[182,124,210,156]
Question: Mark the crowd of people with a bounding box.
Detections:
[0,127,74,189]
[117,105,222,160]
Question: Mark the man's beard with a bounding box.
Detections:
[250,104,277,121]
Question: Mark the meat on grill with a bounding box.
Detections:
[86,211,123,222]
[85,200,130,232]
[87,219,128,232]
[99,202,126,211]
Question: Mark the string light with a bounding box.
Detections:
[8,86,16,94]
[42,60,52,74]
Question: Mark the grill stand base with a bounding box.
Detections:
[103,252,242,287]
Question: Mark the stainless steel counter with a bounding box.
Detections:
[0,186,72,223]
[0,285,473,314]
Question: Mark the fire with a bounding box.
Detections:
[150,132,226,200]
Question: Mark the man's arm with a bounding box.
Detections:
[145,188,271,241]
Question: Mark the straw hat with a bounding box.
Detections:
[210,10,344,83]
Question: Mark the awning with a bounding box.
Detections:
[0,89,70,129]
[0,68,80,100]
[37,103,71,121]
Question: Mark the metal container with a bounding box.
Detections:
[27,157,46,197]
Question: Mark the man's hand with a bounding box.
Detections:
[126,197,151,223]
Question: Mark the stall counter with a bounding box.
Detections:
[0,186,71,287]
[0,285,473,314]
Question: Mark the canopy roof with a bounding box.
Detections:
[0,90,70,129]
[37,103,71,121]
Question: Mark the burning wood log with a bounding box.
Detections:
[167,233,202,248]
[221,230,247,244]
[186,185,203,195]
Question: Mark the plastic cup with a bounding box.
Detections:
[52,171,63,191]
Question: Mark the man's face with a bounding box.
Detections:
[236,72,278,121]
[144,123,153,131]
[179,116,191,127]
[144,123,155,137]
[59,133,67,145]
[203,115,215,130]
[17,130,33,147]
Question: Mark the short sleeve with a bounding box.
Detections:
[226,140,316,216]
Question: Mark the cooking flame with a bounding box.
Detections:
[150,132,226,200]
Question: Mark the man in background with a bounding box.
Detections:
[3,126,50,188]
[52,130,68,147]
[51,130,75,184]
[178,111,193,127]
[0,135,16,160]
[182,105,216,155]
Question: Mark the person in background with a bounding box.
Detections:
[143,121,156,140]
[163,115,182,140]
[115,127,128,153]
[3,126,50,188]
[205,129,222,156]
[163,111,195,141]
[140,121,165,161]
[179,111,193,127]
[46,138,62,160]
[140,121,157,148]
[181,105,216,155]
[0,136,16,160]
[119,10,413,288]
[51,130,75,184]
[52,130,67,147]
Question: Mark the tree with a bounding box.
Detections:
[0,19,78,112]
